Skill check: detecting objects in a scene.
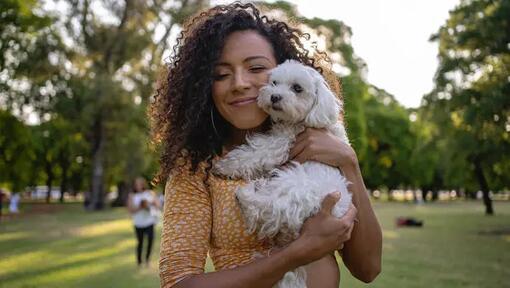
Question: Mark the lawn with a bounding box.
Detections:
[0,200,509,288]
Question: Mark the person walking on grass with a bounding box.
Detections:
[9,192,20,213]
[127,177,160,267]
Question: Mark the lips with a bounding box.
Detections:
[229,97,258,107]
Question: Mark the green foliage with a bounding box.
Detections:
[0,110,35,191]
[362,87,415,190]
[342,75,368,161]
[425,0,510,193]
[2,1,207,207]
[0,0,68,114]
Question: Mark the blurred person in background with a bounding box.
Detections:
[127,177,161,267]
[9,192,20,213]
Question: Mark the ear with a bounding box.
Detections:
[304,69,341,128]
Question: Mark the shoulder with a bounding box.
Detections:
[169,150,210,181]
[165,151,212,196]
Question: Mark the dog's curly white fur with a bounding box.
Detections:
[213,60,352,288]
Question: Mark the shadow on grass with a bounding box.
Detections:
[0,204,161,288]
[0,244,133,284]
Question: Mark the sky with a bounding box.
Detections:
[212,0,460,108]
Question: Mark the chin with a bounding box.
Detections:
[231,114,268,130]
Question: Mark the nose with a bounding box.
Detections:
[233,70,250,92]
[271,94,282,103]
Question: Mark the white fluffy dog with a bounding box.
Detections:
[213,60,352,288]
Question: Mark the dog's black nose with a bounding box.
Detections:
[271,94,282,103]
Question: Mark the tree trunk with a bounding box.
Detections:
[473,157,494,215]
[431,189,438,201]
[88,115,105,210]
[412,189,418,203]
[421,188,429,202]
[45,163,53,203]
[59,161,69,203]
[111,181,131,207]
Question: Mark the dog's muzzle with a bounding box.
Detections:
[271,94,282,103]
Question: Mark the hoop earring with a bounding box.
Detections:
[210,107,220,138]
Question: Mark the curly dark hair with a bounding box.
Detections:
[150,2,340,184]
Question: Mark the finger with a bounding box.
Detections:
[347,223,355,236]
[321,192,341,214]
[296,128,327,143]
[295,128,312,143]
[292,150,310,164]
[289,139,308,159]
[340,225,355,243]
[342,204,358,222]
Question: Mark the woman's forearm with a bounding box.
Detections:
[173,244,304,288]
[341,161,382,283]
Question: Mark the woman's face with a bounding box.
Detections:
[212,30,277,130]
[134,178,145,192]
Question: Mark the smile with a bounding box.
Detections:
[229,97,258,107]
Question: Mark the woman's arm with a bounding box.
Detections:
[172,193,353,288]
[126,193,140,214]
[290,127,382,283]
[174,245,298,288]
[150,191,161,209]
[340,159,382,283]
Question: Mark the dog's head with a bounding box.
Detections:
[257,60,341,127]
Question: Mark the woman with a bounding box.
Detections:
[151,3,382,287]
[127,177,161,267]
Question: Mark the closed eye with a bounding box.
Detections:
[249,66,267,73]
[214,73,230,81]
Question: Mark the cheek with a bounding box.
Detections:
[212,82,226,102]
[254,72,271,89]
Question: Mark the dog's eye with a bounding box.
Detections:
[292,84,303,93]
[272,80,278,86]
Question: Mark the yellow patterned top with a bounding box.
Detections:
[159,156,272,288]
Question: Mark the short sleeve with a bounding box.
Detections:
[159,159,212,288]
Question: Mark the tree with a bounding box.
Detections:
[362,87,415,193]
[0,110,35,192]
[426,0,510,214]
[2,0,208,209]
[64,0,208,209]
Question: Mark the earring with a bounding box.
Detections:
[210,107,220,138]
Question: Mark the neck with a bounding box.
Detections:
[224,120,271,152]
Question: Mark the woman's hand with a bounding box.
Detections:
[289,128,357,170]
[291,192,358,266]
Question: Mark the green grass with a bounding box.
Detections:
[0,201,509,288]
[0,203,161,288]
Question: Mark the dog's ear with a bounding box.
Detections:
[304,68,341,128]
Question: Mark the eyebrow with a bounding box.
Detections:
[216,55,272,67]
